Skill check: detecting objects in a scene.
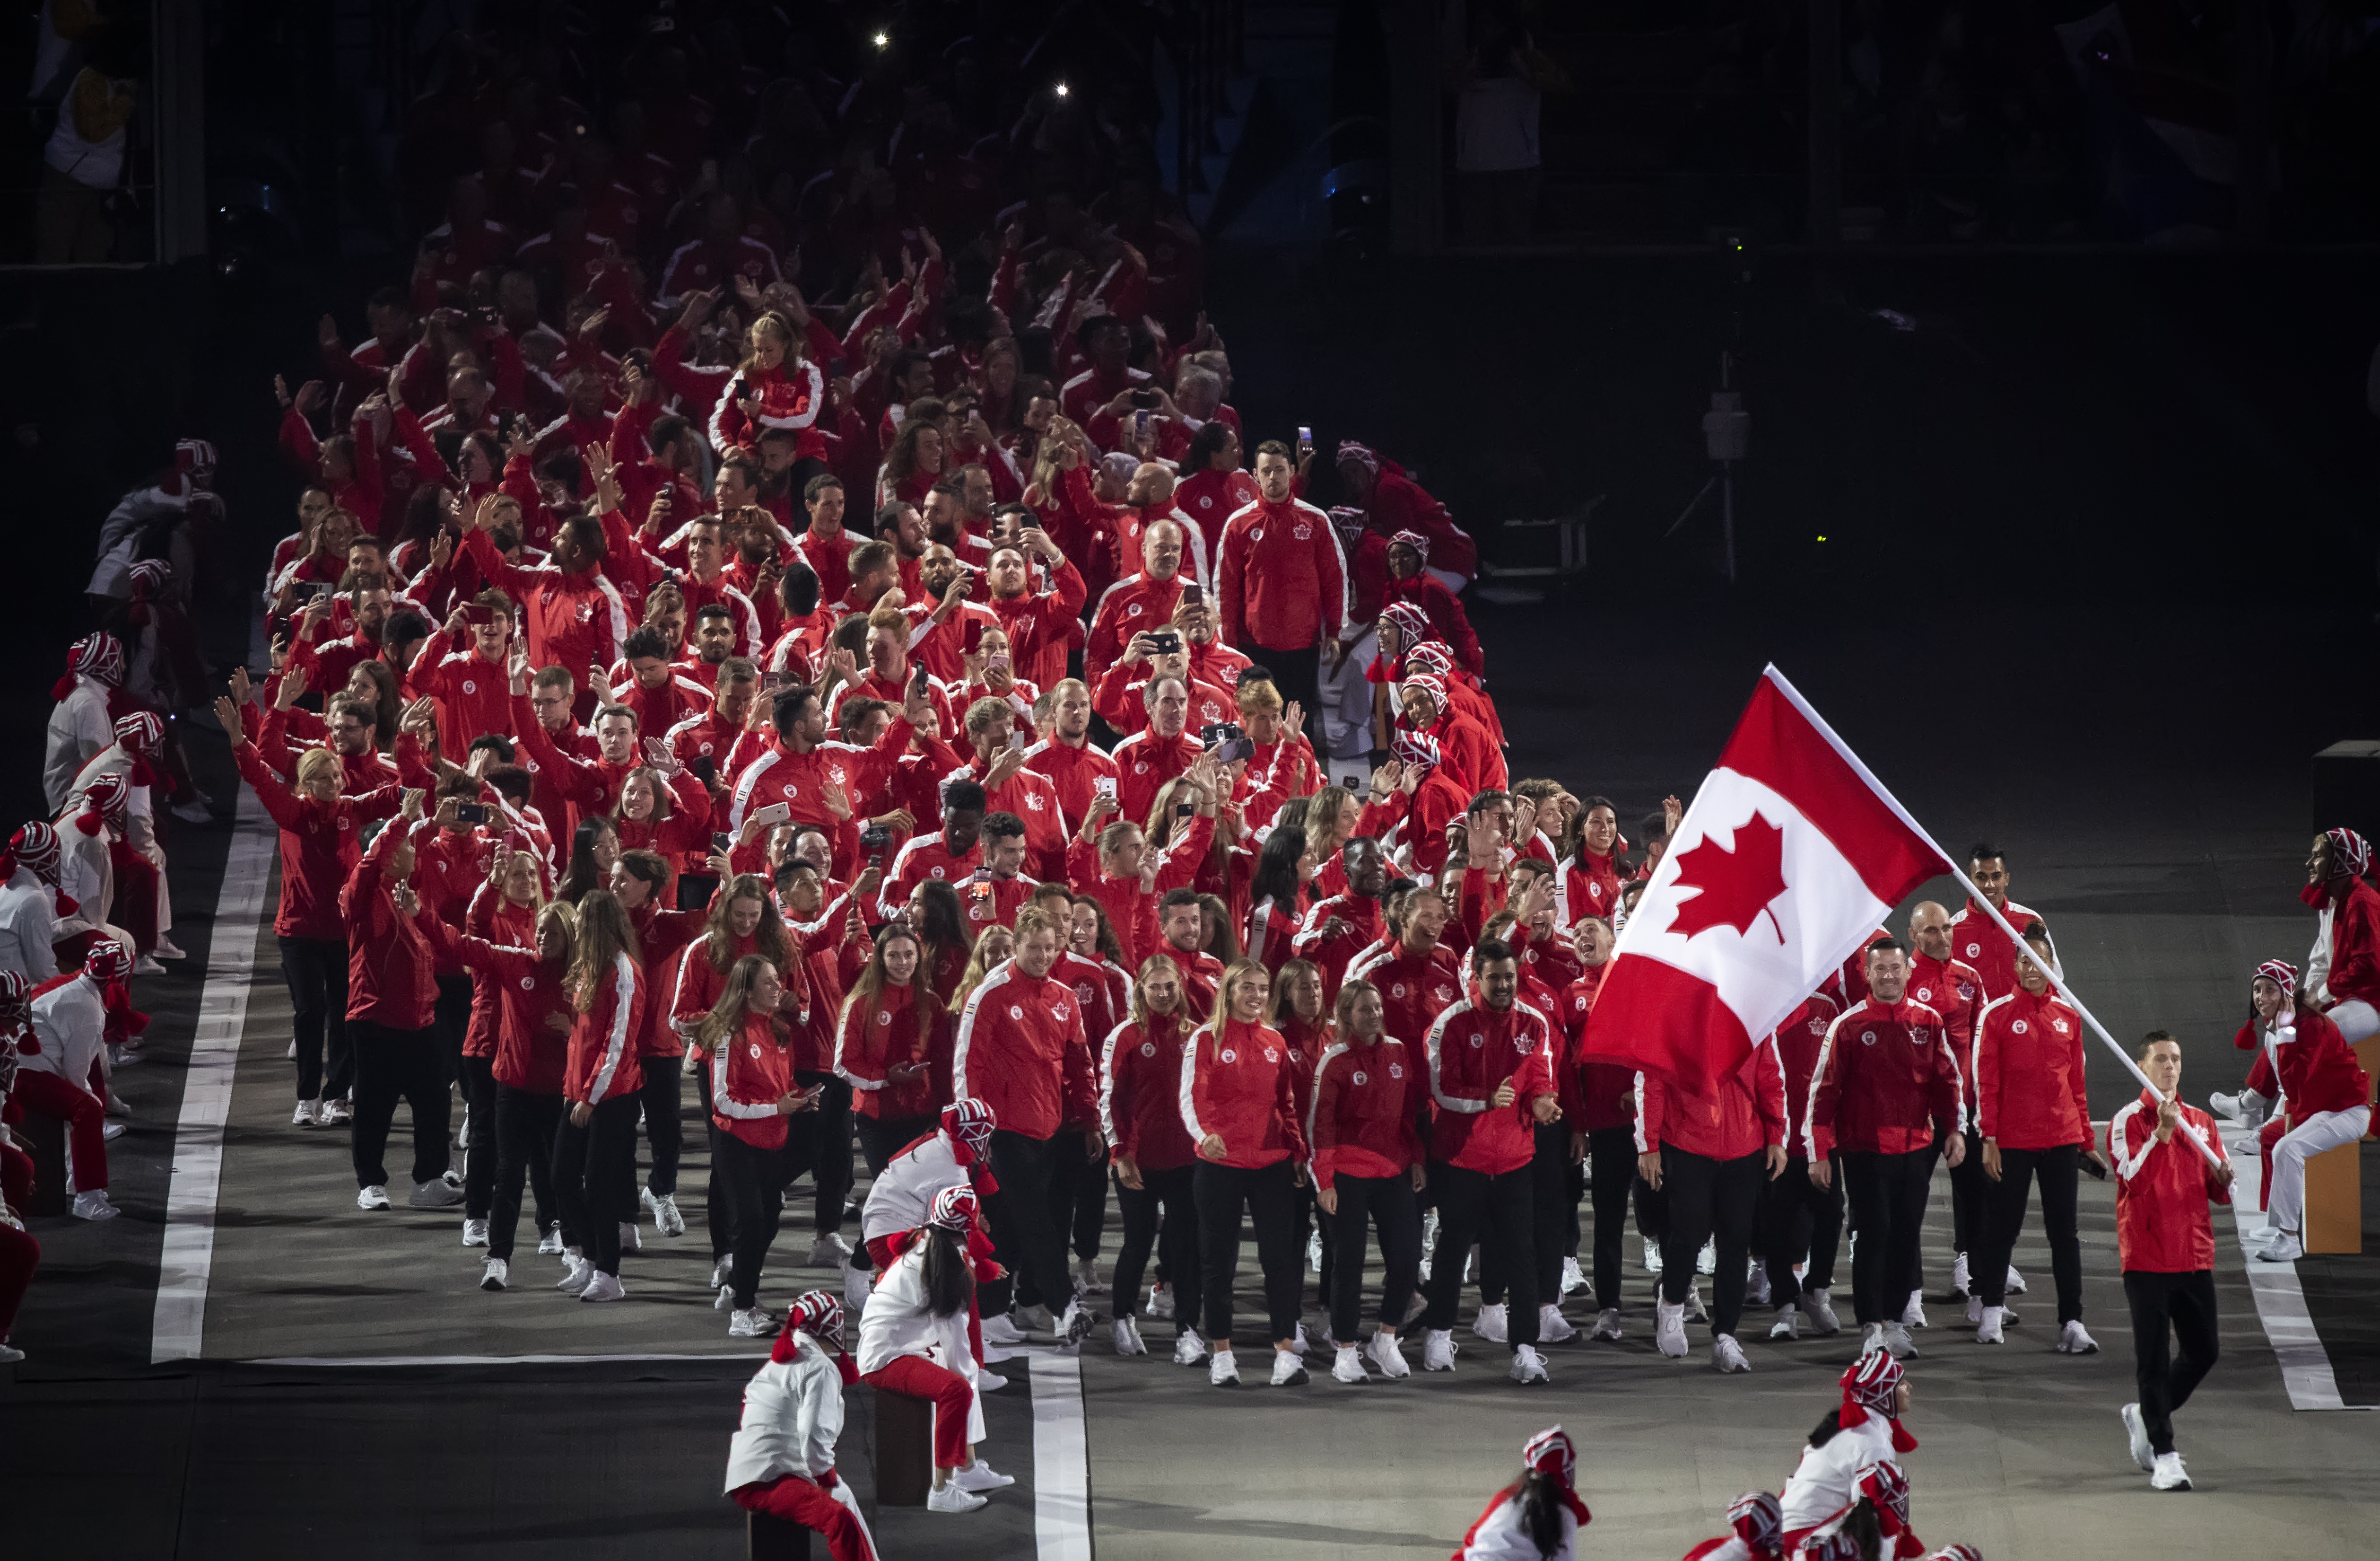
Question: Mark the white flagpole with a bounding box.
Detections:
[1759,666,2225,1171]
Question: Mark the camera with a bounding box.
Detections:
[860,823,891,851]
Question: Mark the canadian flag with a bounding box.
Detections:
[1581,667,1948,1096]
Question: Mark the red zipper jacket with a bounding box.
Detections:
[1307,1035,1424,1190]
[2319,876,2380,1008]
[1084,571,1186,687]
[1107,726,1204,825]
[1906,952,1985,1115]
[1177,1017,1308,1169]
[341,826,443,1030]
[2108,1090,2231,1272]
[1638,1035,1787,1162]
[1555,849,1623,928]
[1424,997,1557,1174]
[1021,736,1120,837]
[835,979,948,1123]
[712,1010,796,1149]
[1101,1012,1200,1172]
[1290,892,1385,1003]
[1063,815,1210,971]
[564,951,646,1103]
[950,962,1096,1140]
[1804,996,1963,1158]
[1554,965,1636,1132]
[448,920,571,1093]
[2272,1007,2371,1118]
[628,902,705,1058]
[1947,896,2047,1003]
[1054,951,1126,1047]
[236,743,404,940]
[1215,494,1347,652]
[1973,988,2091,1149]
[1769,992,1841,1153]
[1345,939,1466,1057]
[460,884,537,1055]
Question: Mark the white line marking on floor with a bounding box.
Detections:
[244,1352,769,1366]
[1029,1347,1093,1561]
[150,787,276,1365]
[2219,1124,2374,1412]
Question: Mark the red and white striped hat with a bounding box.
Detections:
[2253,958,2297,993]
[928,1183,979,1232]
[2323,827,2370,878]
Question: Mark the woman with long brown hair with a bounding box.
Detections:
[554,889,645,1303]
[855,1184,1011,1512]
[1101,953,1205,1361]
[697,954,820,1335]
[877,399,947,511]
[446,897,575,1292]
[609,765,713,900]
[673,873,797,1291]
[834,923,951,1176]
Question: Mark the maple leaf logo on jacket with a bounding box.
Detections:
[1665,812,1788,942]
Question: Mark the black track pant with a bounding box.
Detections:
[1193,1158,1302,1345]
[2123,1269,2219,1456]
[637,1060,684,1199]
[553,1093,640,1276]
[489,1084,560,1261]
[277,935,349,1101]
[1839,1146,1937,1325]
[460,1053,499,1219]
[1113,1163,1199,1321]
[1977,1142,2083,1321]
[1480,1123,1572,1308]
[1758,1153,1843,1307]
[1420,1159,1540,1347]
[1044,1130,1110,1265]
[716,1130,794,1309]
[1659,1144,1765,1338]
[984,1129,1071,1317]
[796,1070,851,1238]
[1947,1128,1988,1266]
[1325,1170,1422,1341]
[1587,1126,1636,1310]
[349,1020,450,1190]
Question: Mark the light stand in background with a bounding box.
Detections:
[1666,351,1751,583]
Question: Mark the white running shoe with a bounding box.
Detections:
[806,1232,850,1267]
[1423,1329,1459,1371]
[1882,1322,1918,1358]
[480,1257,508,1291]
[1308,1229,1325,1273]
[1643,1238,1664,1276]
[2005,1265,2028,1295]
[1538,1304,1576,1343]
[1951,1251,1971,1298]
[0,1342,22,1363]
[1745,1262,1770,1307]
[134,955,167,977]
[1508,1344,1550,1385]
[1901,1291,1927,1329]
[1591,1308,1623,1341]
[1173,1325,1210,1367]
[409,1179,463,1210]
[1366,1332,1411,1378]
[953,1459,1015,1492]
[1269,1348,1308,1386]
[641,1186,686,1237]
[1798,1286,1842,1335]
[321,1097,352,1125]
[2150,1452,2192,1491]
[1560,1255,1583,1296]
[538,1225,564,1256]
[1147,1282,1174,1320]
[926,1482,988,1513]
[1209,1350,1241,1387]
[1075,1256,1103,1294]
[715,1283,735,1312]
[1291,1321,1313,1356]
[729,1307,771,1337]
[71,1189,120,1221]
[1858,1323,1887,1358]
[355,1185,390,1212]
[1977,1306,2005,1345]
[1683,1283,1708,1325]
[1472,1302,1509,1343]
[2058,1320,2099,1355]
[1711,1334,1751,1373]
[462,1218,489,1247]
[1331,1343,1369,1383]
[1656,1300,1688,1358]
[292,1099,319,1127]
[618,1220,642,1254]
[578,1270,626,1303]
[2209,1090,2262,1127]
[558,1257,593,1294]
[1058,1299,1091,1344]
[709,1255,733,1290]
[1112,1316,1146,1356]
[977,1371,1007,1391]
[101,1122,126,1141]
[286,1039,298,1061]
[2121,1403,2154,1472]
[1696,1238,1717,1275]
[2256,1233,2304,1263]
[1770,1306,1798,1341]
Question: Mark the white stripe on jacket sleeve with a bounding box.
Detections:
[586,953,636,1103]
[1177,1024,1212,1146]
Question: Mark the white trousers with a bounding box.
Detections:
[2327,999,2379,1043]
[2266,1105,2373,1236]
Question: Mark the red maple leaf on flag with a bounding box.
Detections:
[1666,813,1789,942]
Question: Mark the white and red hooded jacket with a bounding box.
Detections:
[950,963,1096,1141]
[1638,1035,1787,1163]
[712,1009,796,1150]
[2308,874,2380,1009]
[563,950,645,1104]
[1425,997,1557,1175]
[2108,1090,2230,1272]
[1972,988,2090,1150]
[723,1327,849,1494]
[1453,1480,1588,1561]
[1306,1035,1424,1191]
[1101,1012,1201,1172]
[859,1127,994,1246]
[1177,1016,1308,1170]
[1776,1417,1902,1556]
[1803,996,1964,1159]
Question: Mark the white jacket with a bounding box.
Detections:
[723,1332,842,1491]
[1456,1492,1578,1561]
[854,1244,985,1444]
[54,824,113,942]
[26,970,106,1087]
[859,1131,967,1244]
[44,678,113,812]
[1777,1416,1898,1543]
[0,871,58,990]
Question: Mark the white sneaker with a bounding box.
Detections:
[2121,1403,2154,1471]
[2257,1233,2304,1263]
[101,1122,126,1141]
[2058,1320,2099,1355]
[1147,1282,1174,1320]
[709,1255,733,1290]
[618,1220,642,1254]
[729,1307,771,1337]
[1560,1255,1583,1296]
[1015,1303,1056,1333]
[1307,1229,1324,1273]
[1173,1325,1210,1366]
[0,1342,25,1363]
[1403,1290,1430,1325]
[1269,1348,1308,1386]
[1291,1321,1313,1356]
[480,1257,509,1291]
[639,1187,686,1237]
[1472,1302,1508,1343]
[355,1185,390,1211]
[927,1481,988,1513]
[1508,1343,1550,1385]
[1696,1237,1717,1275]
[1656,1300,1687,1358]
[321,1097,352,1125]
[558,1257,594,1295]
[714,1283,735,1312]
[1538,1304,1576,1343]
[462,1218,489,1247]
[292,1099,319,1127]
[1591,1308,1623,1341]
[1423,1329,1459,1371]
[409,1179,463,1210]
[1977,1306,2005,1345]
[71,1189,120,1221]
[977,1370,1007,1391]
[1711,1333,1751,1373]
[286,1039,298,1060]
[2005,1264,2027,1294]
[2150,1451,2192,1491]
[578,1270,626,1302]
[1209,1350,1242,1387]
[105,1092,130,1117]
[1366,1332,1411,1378]
[1075,1255,1103,1293]
[1331,1343,1369,1383]
[1112,1316,1146,1356]
[806,1232,850,1267]
[1859,1323,1888,1357]
[1683,1283,1708,1325]
[538,1225,564,1255]
[1901,1291,1927,1329]
[1951,1250,1971,1298]
[1643,1238,1664,1276]
[953,1459,1015,1492]
[2209,1090,2261,1126]
[1798,1286,1841,1335]
[134,955,167,976]
[1746,1262,1771,1307]
[1058,1298,1091,1344]
[1883,1321,1918,1358]
[1770,1306,1798,1340]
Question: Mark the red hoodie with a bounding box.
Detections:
[1973,987,2091,1150]
[950,961,1096,1140]
[1423,997,1556,1174]
[1307,1035,1424,1190]
[1101,1012,1201,1172]
[1178,1017,1308,1170]
[341,825,443,1029]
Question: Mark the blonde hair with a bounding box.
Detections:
[952,925,1016,1009]
[1130,953,1186,1027]
[1235,677,1284,718]
[696,955,780,1052]
[294,748,342,791]
[1205,958,1273,1056]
